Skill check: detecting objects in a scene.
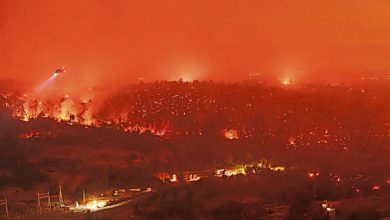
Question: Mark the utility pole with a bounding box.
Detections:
[59,185,63,204]
[83,189,86,204]
[37,192,51,213]
[37,193,40,213]
[0,198,9,220]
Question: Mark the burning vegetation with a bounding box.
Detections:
[2,80,390,219]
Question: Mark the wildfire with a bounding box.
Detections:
[282,78,291,85]
[19,130,41,139]
[85,200,107,211]
[288,137,296,145]
[23,114,31,122]
[6,93,171,137]
[12,95,93,125]
[308,172,320,178]
[19,130,52,139]
[154,173,178,183]
[223,128,238,140]
[123,122,170,137]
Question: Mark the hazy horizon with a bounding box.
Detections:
[2,0,390,90]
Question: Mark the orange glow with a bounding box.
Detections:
[19,130,41,139]
[307,172,319,178]
[3,1,390,86]
[12,97,86,124]
[282,79,291,85]
[288,137,295,145]
[23,114,30,122]
[223,129,238,140]
[60,113,67,120]
[9,93,170,137]
[123,123,170,137]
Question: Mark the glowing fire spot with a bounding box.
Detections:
[23,115,30,122]
[223,129,238,140]
[85,200,107,211]
[282,78,291,85]
[372,185,380,190]
[171,174,178,183]
[19,130,41,139]
[123,123,169,137]
[60,114,67,120]
[308,172,319,178]
[288,137,295,145]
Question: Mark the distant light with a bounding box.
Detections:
[171,174,178,182]
[282,79,291,85]
[54,73,58,77]
[180,77,193,82]
[85,200,107,211]
[307,172,319,178]
[288,137,295,145]
[223,129,239,140]
[326,207,335,212]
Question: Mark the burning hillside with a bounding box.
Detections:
[1,91,171,137]
[2,80,390,219]
[2,80,390,149]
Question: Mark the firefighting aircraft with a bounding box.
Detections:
[35,67,66,93]
[53,66,66,76]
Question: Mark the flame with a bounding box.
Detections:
[19,130,41,139]
[60,113,67,120]
[123,122,170,137]
[223,128,238,140]
[282,78,291,85]
[288,137,296,145]
[308,172,319,178]
[19,130,51,139]
[23,114,30,122]
[6,93,171,137]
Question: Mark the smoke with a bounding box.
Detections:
[35,73,58,93]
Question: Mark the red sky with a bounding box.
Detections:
[1,0,390,88]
